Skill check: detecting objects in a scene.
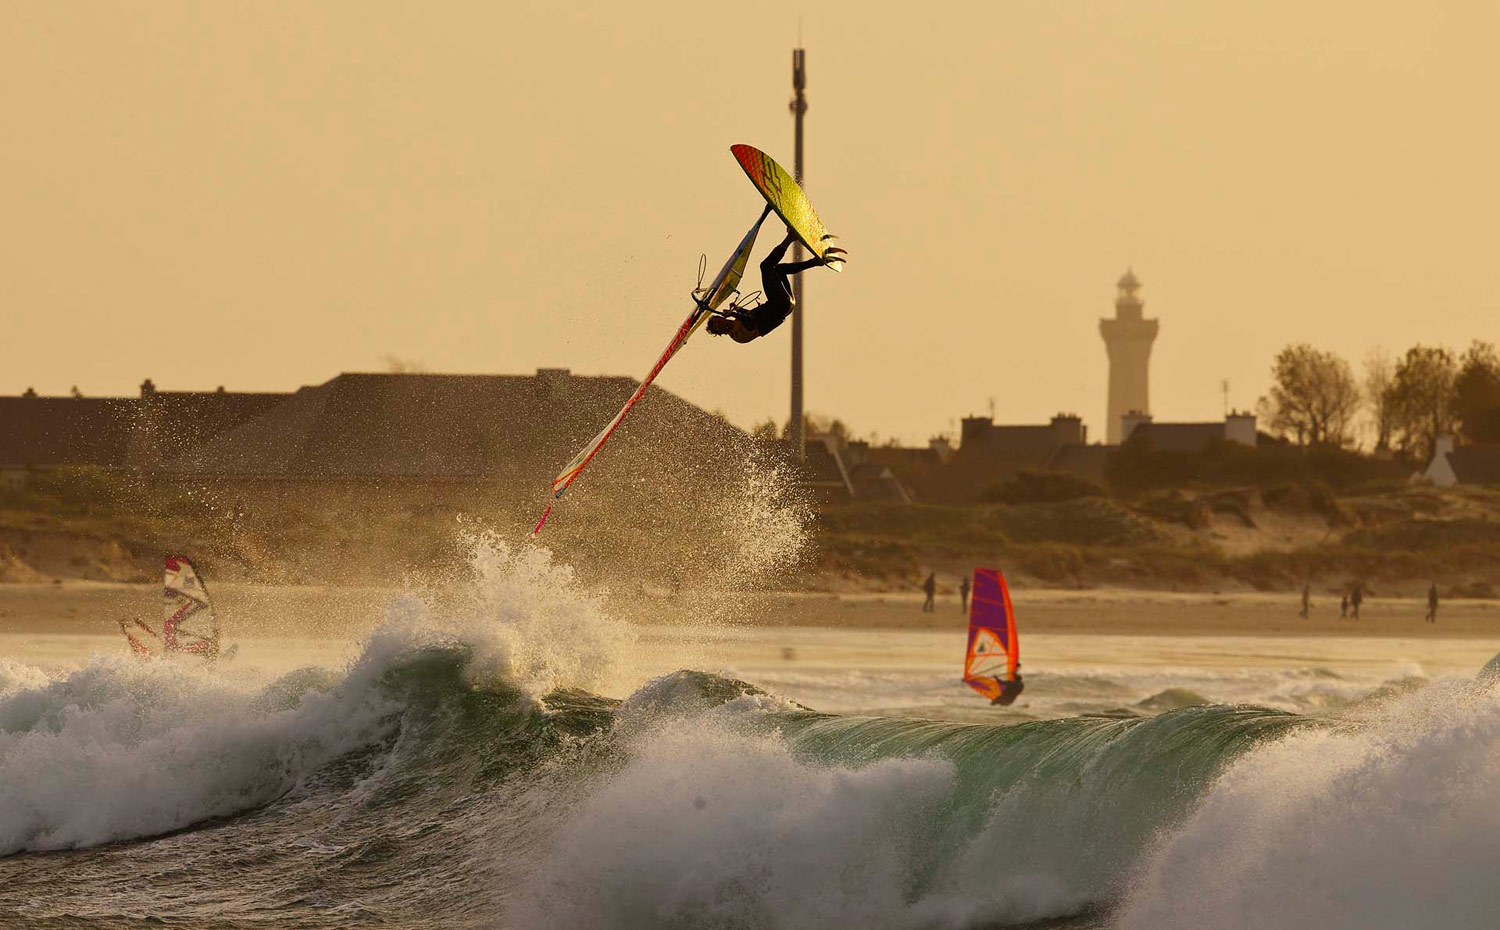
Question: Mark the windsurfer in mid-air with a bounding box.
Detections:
[991,666,1024,706]
[707,219,835,344]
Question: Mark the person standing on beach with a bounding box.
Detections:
[1350,584,1363,620]
[1299,584,1310,619]
[959,574,971,613]
[1340,595,1348,618]
[922,572,937,612]
[1426,583,1439,623]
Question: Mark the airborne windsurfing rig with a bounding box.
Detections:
[533,144,845,535]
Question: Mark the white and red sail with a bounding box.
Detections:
[119,556,227,661]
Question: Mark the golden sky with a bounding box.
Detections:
[4,2,1498,444]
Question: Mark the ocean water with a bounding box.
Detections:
[1,536,1497,929]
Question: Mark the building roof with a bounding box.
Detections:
[1125,421,1227,454]
[0,387,291,469]
[133,390,292,465]
[960,424,1066,468]
[0,396,134,467]
[1447,445,1500,485]
[158,371,741,481]
[1046,443,1113,484]
[846,461,912,503]
[863,444,943,471]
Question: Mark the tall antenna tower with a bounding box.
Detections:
[789,46,808,460]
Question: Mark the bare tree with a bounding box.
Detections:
[1362,348,1397,453]
[1389,345,1458,460]
[1266,344,1361,447]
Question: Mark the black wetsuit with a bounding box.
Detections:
[990,675,1024,706]
[718,235,824,343]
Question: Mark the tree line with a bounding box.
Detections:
[1262,341,1500,459]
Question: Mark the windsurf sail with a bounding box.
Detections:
[117,618,159,658]
[162,556,221,659]
[962,568,1019,701]
[537,209,770,530]
[730,144,846,271]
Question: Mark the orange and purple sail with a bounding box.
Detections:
[962,568,1020,700]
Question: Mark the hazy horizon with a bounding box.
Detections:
[5,2,1498,444]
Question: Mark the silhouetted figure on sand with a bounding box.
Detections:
[1426,583,1439,623]
[922,572,936,613]
[1350,584,1363,620]
[959,575,971,613]
[1340,595,1348,618]
[1300,584,1310,619]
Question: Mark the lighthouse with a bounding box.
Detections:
[1099,269,1158,444]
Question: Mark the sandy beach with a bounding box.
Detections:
[4,580,1499,640]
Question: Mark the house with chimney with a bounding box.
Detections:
[1118,411,1258,451]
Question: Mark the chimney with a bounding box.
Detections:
[1049,413,1085,446]
[1224,411,1257,447]
[959,416,992,455]
[929,437,954,464]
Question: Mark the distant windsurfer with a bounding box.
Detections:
[991,667,1024,706]
[707,222,834,344]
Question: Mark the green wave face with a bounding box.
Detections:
[5,636,1477,930]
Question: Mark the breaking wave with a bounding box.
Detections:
[0,536,1494,929]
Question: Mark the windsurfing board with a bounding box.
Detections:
[730,144,846,271]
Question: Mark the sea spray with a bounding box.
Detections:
[511,670,1300,929]
[454,529,635,698]
[531,441,813,628]
[514,687,955,930]
[1116,677,1500,930]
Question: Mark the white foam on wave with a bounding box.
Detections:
[0,648,397,854]
[441,530,636,699]
[513,710,956,930]
[0,657,50,696]
[0,532,640,855]
[1117,676,1500,930]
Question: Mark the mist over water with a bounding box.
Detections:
[0,469,1493,928]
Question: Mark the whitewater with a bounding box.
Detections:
[1,533,1498,928]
